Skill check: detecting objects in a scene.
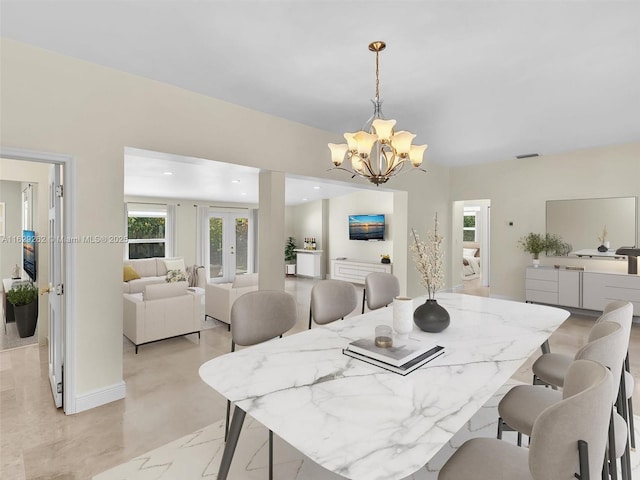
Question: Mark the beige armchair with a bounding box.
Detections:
[205,273,259,328]
[123,282,201,353]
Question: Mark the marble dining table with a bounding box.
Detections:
[199,292,570,480]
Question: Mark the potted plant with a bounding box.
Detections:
[7,282,39,338]
[285,236,297,275]
[518,232,546,267]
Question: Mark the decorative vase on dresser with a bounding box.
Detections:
[413,298,450,333]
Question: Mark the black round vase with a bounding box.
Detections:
[14,300,38,338]
[414,299,450,333]
[597,244,608,252]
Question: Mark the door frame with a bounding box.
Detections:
[0,146,77,414]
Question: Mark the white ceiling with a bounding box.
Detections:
[2,1,639,202]
[124,148,385,205]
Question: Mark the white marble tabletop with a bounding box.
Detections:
[199,292,570,480]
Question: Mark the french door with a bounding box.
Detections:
[208,211,252,283]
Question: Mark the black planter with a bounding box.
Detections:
[381,258,391,264]
[14,300,38,338]
[414,299,450,333]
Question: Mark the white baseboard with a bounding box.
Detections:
[73,381,126,413]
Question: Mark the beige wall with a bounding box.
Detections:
[0,39,344,408]
[450,143,640,300]
[328,190,395,268]
[0,159,50,344]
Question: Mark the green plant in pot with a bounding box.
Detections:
[285,236,297,275]
[518,232,546,267]
[7,283,39,338]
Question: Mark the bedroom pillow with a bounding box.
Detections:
[164,258,186,273]
[123,265,141,282]
[463,248,477,257]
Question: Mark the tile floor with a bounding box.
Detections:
[1,276,638,479]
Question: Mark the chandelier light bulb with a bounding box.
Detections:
[343,132,359,153]
[328,143,349,166]
[409,144,428,167]
[354,131,378,158]
[372,118,396,144]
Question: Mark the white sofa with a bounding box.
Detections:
[123,257,204,294]
[123,282,202,353]
[205,273,259,327]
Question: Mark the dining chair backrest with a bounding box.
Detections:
[573,321,626,403]
[363,272,400,313]
[310,279,357,326]
[231,290,297,347]
[596,300,633,341]
[529,359,613,479]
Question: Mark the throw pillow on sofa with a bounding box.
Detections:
[124,265,141,282]
[164,258,186,273]
[166,269,187,283]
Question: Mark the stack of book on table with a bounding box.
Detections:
[343,336,444,375]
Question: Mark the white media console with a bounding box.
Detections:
[525,266,640,316]
[331,259,392,285]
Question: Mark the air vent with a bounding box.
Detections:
[515,153,540,159]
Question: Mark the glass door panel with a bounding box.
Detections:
[234,216,249,276]
[209,216,224,280]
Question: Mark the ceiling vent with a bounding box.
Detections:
[515,153,540,159]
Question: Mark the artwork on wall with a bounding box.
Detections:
[0,202,5,237]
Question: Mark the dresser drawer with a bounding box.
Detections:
[526,279,558,293]
[526,289,558,305]
[526,267,558,282]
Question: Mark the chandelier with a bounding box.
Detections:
[328,41,427,185]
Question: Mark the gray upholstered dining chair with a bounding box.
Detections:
[225,290,297,480]
[439,359,613,480]
[532,300,634,448]
[361,272,400,314]
[308,279,358,329]
[498,320,630,479]
[604,300,636,450]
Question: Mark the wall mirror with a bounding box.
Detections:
[546,196,637,256]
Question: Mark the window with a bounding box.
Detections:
[463,212,477,242]
[127,205,166,259]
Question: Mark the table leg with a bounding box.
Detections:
[218,406,246,480]
[540,340,550,355]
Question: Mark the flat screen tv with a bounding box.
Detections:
[349,214,385,241]
[23,229,37,282]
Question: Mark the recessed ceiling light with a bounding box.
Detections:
[241,192,247,196]
[231,179,240,183]
[163,171,173,176]
[313,186,321,190]
[302,198,308,201]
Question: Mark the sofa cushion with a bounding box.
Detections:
[128,258,158,277]
[144,282,188,300]
[166,269,187,283]
[125,277,165,294]
[123,265,141,282]
[232,273,259,288]
[162,258,186,275]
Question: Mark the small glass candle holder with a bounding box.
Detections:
[375,325,393,348]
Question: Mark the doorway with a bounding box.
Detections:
[207,210,253,283]
[0,148,75,413]
[452,199,491,295]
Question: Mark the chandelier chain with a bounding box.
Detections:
[375,50,380,100]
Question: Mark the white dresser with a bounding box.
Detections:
[525,266,640,315]
[331,259,392,284]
